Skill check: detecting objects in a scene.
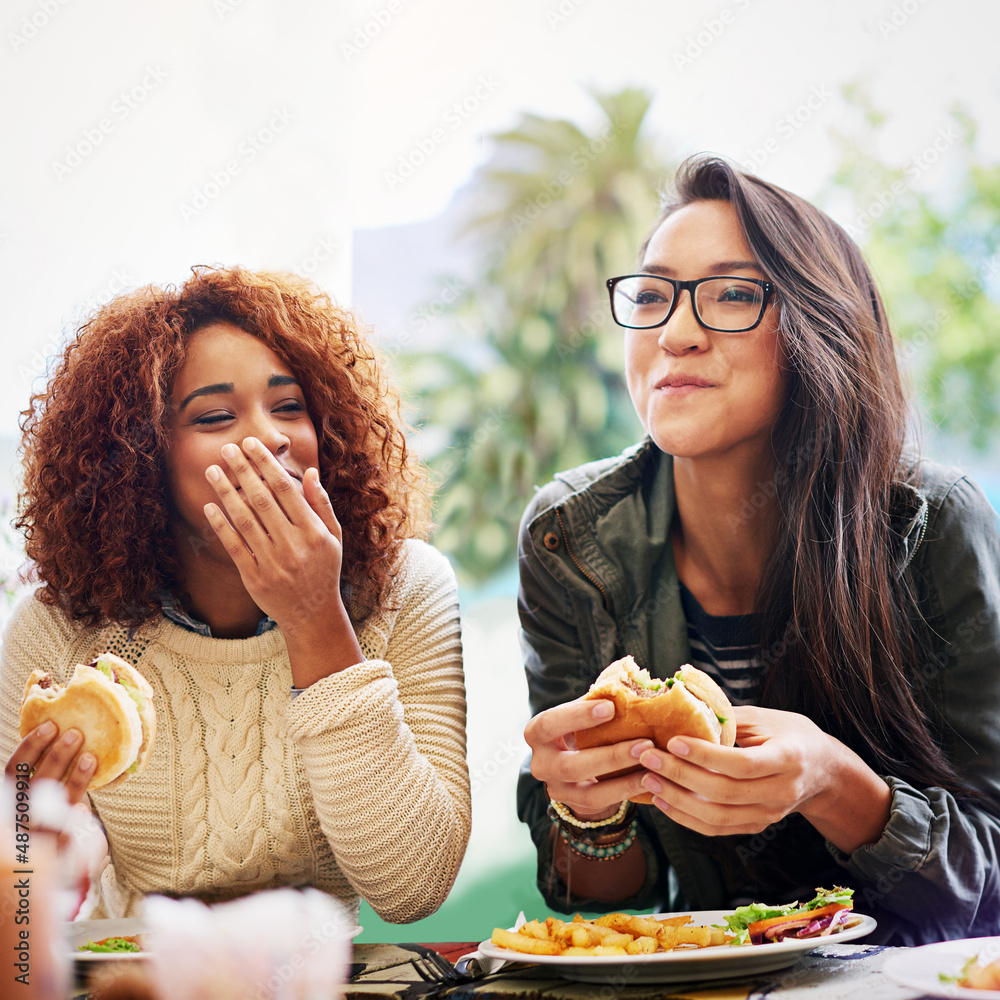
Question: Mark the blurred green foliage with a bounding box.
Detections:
[404,87,1000,583]
[824,88,1000,450]
[403,88,668,580]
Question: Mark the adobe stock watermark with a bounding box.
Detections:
[555,302,610,361]
[673,0,756,71]
[878,0,931,39]
[16,338,62,393]
[917,605,995,682]
[738,84,833,172]
[545,0,587,28]
[435,406,507,482]
[893,247,997,373]
[723,436,825,532]
[469,737,522,795]
[178,107,295,223]
[293,235,339,278]
[508,118,623,234]
[79,268,136,311]
[8,0,73,53]
[843,125,960,239]
[51,66,169,180]
[16,269,134,390]
[214,0,250,20]
[341,0,403,61]
[384,76,499,191]
[252,912,354,1000]
[382,277,467,359]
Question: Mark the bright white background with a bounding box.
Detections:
[4,0,1000,443]
[3,0,999,933]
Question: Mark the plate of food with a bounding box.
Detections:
[884,937,1000,998]
[479,889,876,984]
[67,918,148,963]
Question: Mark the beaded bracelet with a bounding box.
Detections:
[558,818,638,861]
[548,798,630,829]
[570,819,638,846]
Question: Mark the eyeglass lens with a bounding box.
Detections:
[612,275,766,331]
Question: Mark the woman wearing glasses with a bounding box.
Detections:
[517,155,1000,944]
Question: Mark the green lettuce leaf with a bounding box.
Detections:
[721,887,855,946]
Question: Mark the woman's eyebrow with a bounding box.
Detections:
[178,374,300,412]
[178,383,233,411]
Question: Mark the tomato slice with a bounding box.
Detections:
[747,903,850,936]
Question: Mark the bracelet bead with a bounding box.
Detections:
[558,818,638,860]
[548,798,630,829]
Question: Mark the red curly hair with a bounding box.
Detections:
[18,266,430,630]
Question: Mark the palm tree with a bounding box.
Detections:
[402,88,672,581]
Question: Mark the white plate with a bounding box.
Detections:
[479,909,877,984]
[67,917,364,962]
[884,937,1000,999]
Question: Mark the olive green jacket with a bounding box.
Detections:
[516,438,1000,945]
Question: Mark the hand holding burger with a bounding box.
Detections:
[574,655,735,804]
[18,653,156,792]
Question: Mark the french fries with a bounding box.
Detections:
[490,912,731,958]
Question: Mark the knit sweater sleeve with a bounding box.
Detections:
[284,540,470,923]
[0,593,83,765]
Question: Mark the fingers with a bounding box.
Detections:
[639,762,792,836]
[636,735,807,834]
[533,736,654,786]
[204,442,296,546]
[637,739,765,803]
[60,752,97,805]
[304,467,342,541]
[229,438,310,523]
[6,724,96,805]
[5,720,58,778]
[545,772,644,818]
[523,698,614,749]
[654,736,775,781]
[35,729,95,785]
[204,501,257,568]
[642,782,775,837]
[205,460,268,557]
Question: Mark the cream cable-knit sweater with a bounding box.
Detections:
[0,539,470,924]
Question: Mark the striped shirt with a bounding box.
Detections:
[679,582,763,706]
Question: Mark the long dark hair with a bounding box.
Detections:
[650,154,968,796]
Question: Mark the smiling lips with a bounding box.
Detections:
[656,374,716,395]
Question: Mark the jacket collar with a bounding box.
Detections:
[538,438,931,580]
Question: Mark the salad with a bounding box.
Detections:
[723,887,860,945]
[78,935,142,954]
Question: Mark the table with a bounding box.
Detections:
[71,940,932,998]
[347,942,928,1000]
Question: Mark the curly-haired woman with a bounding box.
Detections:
[517,155,1000,944]
[0,267,470,923]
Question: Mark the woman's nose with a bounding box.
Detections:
[657,289,709,355]
[245,414,290,456]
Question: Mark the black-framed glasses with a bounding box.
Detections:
[606,274,775,333]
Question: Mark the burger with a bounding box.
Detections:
[19,653,156,791]
[574,655,735,803]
